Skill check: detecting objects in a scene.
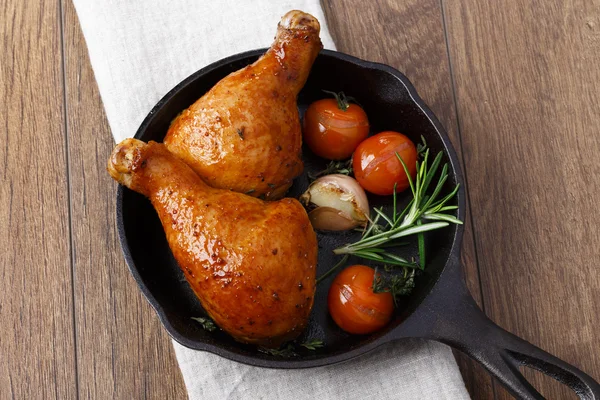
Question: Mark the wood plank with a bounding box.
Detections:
[443,0,600,398]
[320,1,493,398]
[61,0,187,398]
[0,0,77,399]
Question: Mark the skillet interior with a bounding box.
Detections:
[117,49,465,367]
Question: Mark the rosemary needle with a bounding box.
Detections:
[316,254,349,284]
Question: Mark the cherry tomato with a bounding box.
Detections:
[303,94,369,160]
[328,265,394,334]
[352,131,417,195]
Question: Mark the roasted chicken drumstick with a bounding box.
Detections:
[164,10,322,199]
[108,139,318,346]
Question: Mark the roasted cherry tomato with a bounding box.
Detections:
[352,131,417,195]
[303,92,369,160]
[328,265,394,334]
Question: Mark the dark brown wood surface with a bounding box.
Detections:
[2,0,599,398]
[0,1,77,399]
[443,1,600,398]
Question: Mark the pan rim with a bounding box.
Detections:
[116,48,466,369]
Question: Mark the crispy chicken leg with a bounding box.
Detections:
[164,10,322,200]
[108,139,317,346]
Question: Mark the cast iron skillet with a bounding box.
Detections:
[117,49,600,399]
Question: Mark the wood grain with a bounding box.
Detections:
[0,0,77,399]
[61,1,187,398]
[5,0,599,398]
[443,0,600,398]
[320,1,493,398]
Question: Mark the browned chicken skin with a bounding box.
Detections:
[164,10,322,200]
[108,139,318,346]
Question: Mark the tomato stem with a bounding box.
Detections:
[323,90,351,111]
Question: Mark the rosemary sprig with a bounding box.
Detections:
[308,159,353,180]
[333,150,462,268]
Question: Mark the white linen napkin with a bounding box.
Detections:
[72,0,471,398]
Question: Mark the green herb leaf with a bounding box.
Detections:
[388,221,449,239]
[316,254,349,284]
[380,252,410,264]
[308,159,353,180]
[352,250,385,260]
[396,151,416,197]
[376,240,409,248]
[417,135,428,157]
[259,339,324,357]
[372,267,416,305]
[373,207,394,228]
[390,268,416,300]
[259,344,297,357]
[417,221,426,269]
[299,339,324,350]
[427,184,460,212]
[191,317,217,332]
[422,213,464,225]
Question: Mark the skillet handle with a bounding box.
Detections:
[409,262,600,399]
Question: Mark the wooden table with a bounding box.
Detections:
[2,0,599,398]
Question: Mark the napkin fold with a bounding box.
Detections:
[73,0,470,398]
